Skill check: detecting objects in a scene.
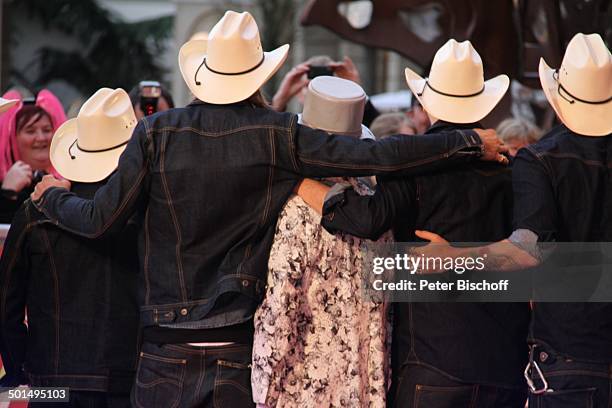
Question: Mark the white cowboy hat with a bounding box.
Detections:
[50,88,137,182]
[299,76,375,140]
[539,33,611,137]
[0,97,18,114]
[405,39,509,124]
[179,11,289,104]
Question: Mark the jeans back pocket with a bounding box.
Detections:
[134,351,186,408]
[213,359,253,408]
[414,384,476,408]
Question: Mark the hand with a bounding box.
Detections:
[414,230,454,274]
[271,63,311,111]
[1,161,33,193]
[31,174,71,202]
[329,56,361,84]
[474,129,509,165]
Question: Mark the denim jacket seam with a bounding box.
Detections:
[159,130,188,303]
[148,125,291,138]
[0,219,36,373]
[287,114,300,172]
[39,229,60,374]
[298,144,468,171]
[143,207,151,305]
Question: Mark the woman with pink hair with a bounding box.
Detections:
[0,90,66,223]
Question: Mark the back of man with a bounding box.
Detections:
[514,125,612,362]
[0,181,139,407]
[390,121,529,407]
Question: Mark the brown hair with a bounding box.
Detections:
[246,90,270,109]
[16,105,52,133]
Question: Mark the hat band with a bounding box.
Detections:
[554,70,612,105]
[417,79,485,98]
[195,54,266,85]
[68,139,129,160]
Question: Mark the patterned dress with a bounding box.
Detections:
[252,178,391,408]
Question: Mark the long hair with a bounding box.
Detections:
[0,90,66,179]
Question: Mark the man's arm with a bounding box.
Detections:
[415,147,554,272]
[294,124,506,179]
[0,204,33,386]
[31,121,151,238]
[317,177,414,240]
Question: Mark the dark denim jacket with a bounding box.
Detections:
[513,124,612,361]
[322,121,530,387]
[33,101,483,331]
[0,182,139,392]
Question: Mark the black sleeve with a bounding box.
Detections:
[321,177,415,240]
[33,121,151,239]
[362,99,380,127]
[0,203,32,385]
[512,147,558,242]
[295,123,483,179]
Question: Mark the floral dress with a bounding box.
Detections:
[252,178,391,408]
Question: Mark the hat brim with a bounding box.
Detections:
[179,40,289,105]
[405,68,509,124]
[539,58,612,137]
[0,98,18,114]
[50,119,127,183]
[297,113,373,139]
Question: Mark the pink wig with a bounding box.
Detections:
[0,89,66,179]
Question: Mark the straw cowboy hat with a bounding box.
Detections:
[0,97,18,114]
[405,39,509,124]
[179,10,289,104]
[300,76,375,140]
[50,88,137,182]
[539,33,611,136]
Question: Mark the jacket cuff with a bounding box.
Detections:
[458,130,484,157]
[322,183,350,222]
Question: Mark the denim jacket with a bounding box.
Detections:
[512,124,612,361]
[0,182,139,392]
[33,101,484,331]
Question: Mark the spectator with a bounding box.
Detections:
[406,97,431,134]
[128,82,175,120]
[271,55,381,126]
[370,112,417,139]
[0,90,66,223]
[496,117,542,156]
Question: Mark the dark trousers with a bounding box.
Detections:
[131,342,254,408]
[391,363,527,408]
[527,343,612,408]
[28,391,130,408]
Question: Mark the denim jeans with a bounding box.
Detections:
[391,363,527,408]
[527,343,612,408]
[131,342,254,408]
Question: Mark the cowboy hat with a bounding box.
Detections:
[179,10,289,104]
[539,33,611,137]
[405,39,509,124]
[299,76,375,140]
[0,97,18,114]
[50,88,137,182]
